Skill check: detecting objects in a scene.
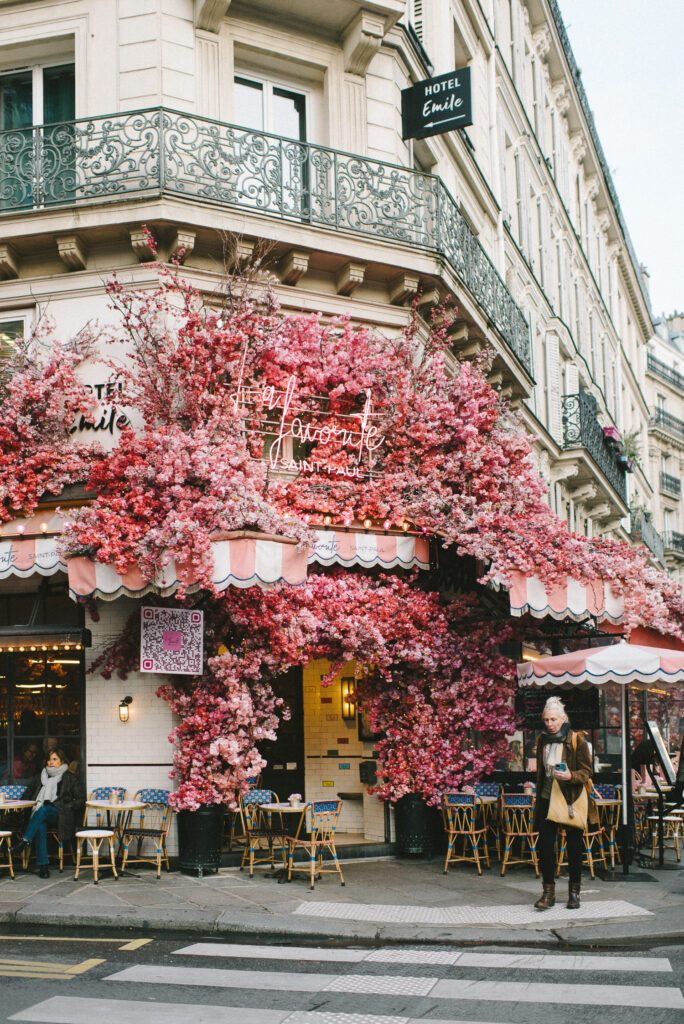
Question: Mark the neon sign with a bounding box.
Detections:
[232,374,386,477]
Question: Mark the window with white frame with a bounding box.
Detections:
[233,76,307,141]
[0,312,29,382]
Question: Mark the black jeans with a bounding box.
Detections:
[537,797,583,884]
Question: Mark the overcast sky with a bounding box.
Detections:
[559,0,683,318]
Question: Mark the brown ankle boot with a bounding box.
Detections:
[534,883,556,910]
[567,882,581,909]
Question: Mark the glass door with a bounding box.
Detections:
[0,63,74,210]
[234,76,308,219]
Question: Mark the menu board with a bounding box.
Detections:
[646,720,677,785]
[516,687,599,730]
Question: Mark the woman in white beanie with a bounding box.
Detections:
[533,695,594,911]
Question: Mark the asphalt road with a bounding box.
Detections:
[1,929,683,1024]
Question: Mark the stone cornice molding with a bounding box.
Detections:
[551,80,570,116]
[586,174,600,202]
[194,0,231,33]
[533,25,551,60]
[570,131,587,164]
[343,10,387,76]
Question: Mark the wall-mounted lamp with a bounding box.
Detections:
[341,677,357,720]
[118,696,133,723]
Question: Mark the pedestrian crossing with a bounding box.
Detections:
[10,939,684,1023]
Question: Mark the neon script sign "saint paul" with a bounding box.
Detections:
[232,375,386,475]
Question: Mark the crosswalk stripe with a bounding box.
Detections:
[455,952,673,973]
[174,942,368,963]
[8,995,505,1024]
[175,942,673,973]
[105,963,684,1009]
[430,977,684,1009]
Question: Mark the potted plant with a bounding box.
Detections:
[602,425,622,448]
[617,429,641,474]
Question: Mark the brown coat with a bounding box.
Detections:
[534,729,597,828]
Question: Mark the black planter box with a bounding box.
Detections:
[395,793,438,858]
[177,803,224,877]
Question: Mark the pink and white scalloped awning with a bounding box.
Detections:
[309,530,430,570]
[67,536,309,601]
[508,569,624,623]
[0,513,66,580]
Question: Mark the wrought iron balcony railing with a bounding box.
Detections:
[660,472,681,497]
[0,108,532,375]
[647,353,684,392]
[663,531,684,555]
[651,407,684,442]
[561,391,627,502]
[631,514,665,564]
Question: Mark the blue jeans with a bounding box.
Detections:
[23,804,59,866]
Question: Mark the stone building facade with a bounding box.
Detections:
[0,0,674,844]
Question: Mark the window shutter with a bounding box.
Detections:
[565,363,579,395]
[410,0,424,40]
[545,333,563,443]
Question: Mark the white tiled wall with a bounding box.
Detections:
[86,598,178,851]
[303,658,386,841]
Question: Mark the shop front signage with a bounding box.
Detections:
[233,373,386,477]
[140,606,204,675]
[401,67,472,140]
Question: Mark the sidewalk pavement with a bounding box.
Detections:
[1,855,682,949]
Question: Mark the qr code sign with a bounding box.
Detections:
[140,607,204,675]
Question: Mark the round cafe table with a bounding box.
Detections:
[262,802,310,882]
[0,800,36,811]
[85,800,146,849]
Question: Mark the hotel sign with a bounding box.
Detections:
[401,68,472,141]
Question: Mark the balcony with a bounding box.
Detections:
[660,471,681,498]
[647,353,684,392]
[631,514,665,564]
[651,408,684,443]
[561,392,627,503]
[663,531,684,557]
[0,109,532,376]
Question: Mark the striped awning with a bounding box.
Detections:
[0,514,431,602]
[310,530,430,571]
[67,535,309,601]
[0,513,66,580]
[508,569,624,623]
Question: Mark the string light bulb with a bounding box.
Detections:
[323,513,332,526]
[363,517,372,529]
[401,520,410,532]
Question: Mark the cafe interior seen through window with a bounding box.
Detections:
[0,587,84,784]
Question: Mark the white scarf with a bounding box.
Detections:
[543,741,564,778]
[32,763,68,813]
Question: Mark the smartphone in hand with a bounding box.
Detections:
[555,761,567,773]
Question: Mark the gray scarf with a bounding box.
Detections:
[32,763,68,813]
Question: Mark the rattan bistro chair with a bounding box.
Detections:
[240,789,285,877]
[286,799,345,890]
[474,782,502,859]
[499,793,539,876]
[442,793,489,875]
[593,784,622,868]
[119,788,172,878]
[0,831,14,879]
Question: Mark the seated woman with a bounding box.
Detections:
[12,748,84,878]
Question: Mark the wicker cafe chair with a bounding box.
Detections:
[224,775,261,852]
[592,784,622,868]
[499,793,539,876]
[286,799,345,890]
[442,793,489,875]
[474,782,502,860]
[240,789,285,877]
[0,831,14,879]
[2,785,67,873]
[556,820,607,879]
[119,788,172,878]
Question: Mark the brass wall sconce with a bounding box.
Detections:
[341,677,357,720]
[118,696,133,723]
